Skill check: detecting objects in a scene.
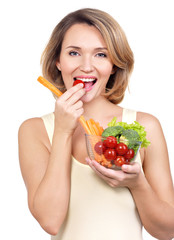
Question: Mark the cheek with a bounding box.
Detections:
[58,58,75,76]
[60,62,78,81]
[59,62,71,74]
[100,64,114,80]
[58,54,75,72]
[58,65,73,89]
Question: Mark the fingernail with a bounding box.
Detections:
[122,164,128,171]
[79,83,84,88]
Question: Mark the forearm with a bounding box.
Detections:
[32,131,72,234]
[130,173,174,240]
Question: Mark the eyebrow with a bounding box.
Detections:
[66,46,108,51]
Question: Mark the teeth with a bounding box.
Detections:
[75,78,96,82]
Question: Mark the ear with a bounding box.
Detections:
[56,61,61,71]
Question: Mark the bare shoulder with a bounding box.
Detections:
[136,111,163,141]
[19,117,44,136]
[18,117,50,151]
[136,111,161,127]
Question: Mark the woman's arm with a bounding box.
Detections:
[19,119,72,235]
[18,83,85,235]
[131,112,174,240]
[86,112,174,240]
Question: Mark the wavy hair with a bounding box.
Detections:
[41,8,134,104]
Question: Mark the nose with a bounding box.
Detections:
[79,55,94,73]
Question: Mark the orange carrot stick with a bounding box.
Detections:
[96,122,104,135]
[90,119,101,136]
[86,120,96,135]
[92,124,100,136]
[78,116,91,135]
[90,118,103,136]
[89,119,99,135]
[37,76,63,97]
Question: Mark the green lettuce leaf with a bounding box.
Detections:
[107,118,150,148]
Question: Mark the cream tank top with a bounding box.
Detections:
[41,109,143,240]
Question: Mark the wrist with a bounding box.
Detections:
[54,125,75,137]
[129,171,147,192]
[52,128,73,155]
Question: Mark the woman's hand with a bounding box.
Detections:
[54,83,85,135]
[85,157,143,189]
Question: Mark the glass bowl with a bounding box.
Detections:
[85,134,142,170]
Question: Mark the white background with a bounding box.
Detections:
[0,0,174,239]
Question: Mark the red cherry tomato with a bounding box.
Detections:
[94,141,106,155]
[103,136,117,148]
[124,159,130,164]
[104,148,117,161]
[73,80,85,88]
[124,149,135,160]
[116,143,128,155]
[114,156,126,167]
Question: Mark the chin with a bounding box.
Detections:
[81,92,95,103]
[81,95,92,103]
[81,91,102,103]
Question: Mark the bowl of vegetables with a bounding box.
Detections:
[85,117,150,169]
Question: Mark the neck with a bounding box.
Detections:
[83,96,113,118]
[81,96,123,129]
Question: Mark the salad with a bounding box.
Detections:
[88,117,150,169]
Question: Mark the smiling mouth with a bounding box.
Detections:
[73,77,97,91]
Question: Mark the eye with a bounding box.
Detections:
[96,52,107,58]
[69,51,80,56]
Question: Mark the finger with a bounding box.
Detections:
[65,101,84,118]
[59,84,85,102]
[86,158,140,188]
[91,159,116,177]
[90,159,124,181]
[75,108,84,118]
[86,158,113,180]
[71,100,83,111]
[121,162,141,174]
[67,89,85,106]
[86,158,101,173]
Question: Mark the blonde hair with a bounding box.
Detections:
[41,8,134,104]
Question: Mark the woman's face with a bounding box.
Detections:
[56,23,114,102]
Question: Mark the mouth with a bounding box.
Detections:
[73,76,97,92]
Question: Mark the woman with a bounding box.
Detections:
[18,8,174,240]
